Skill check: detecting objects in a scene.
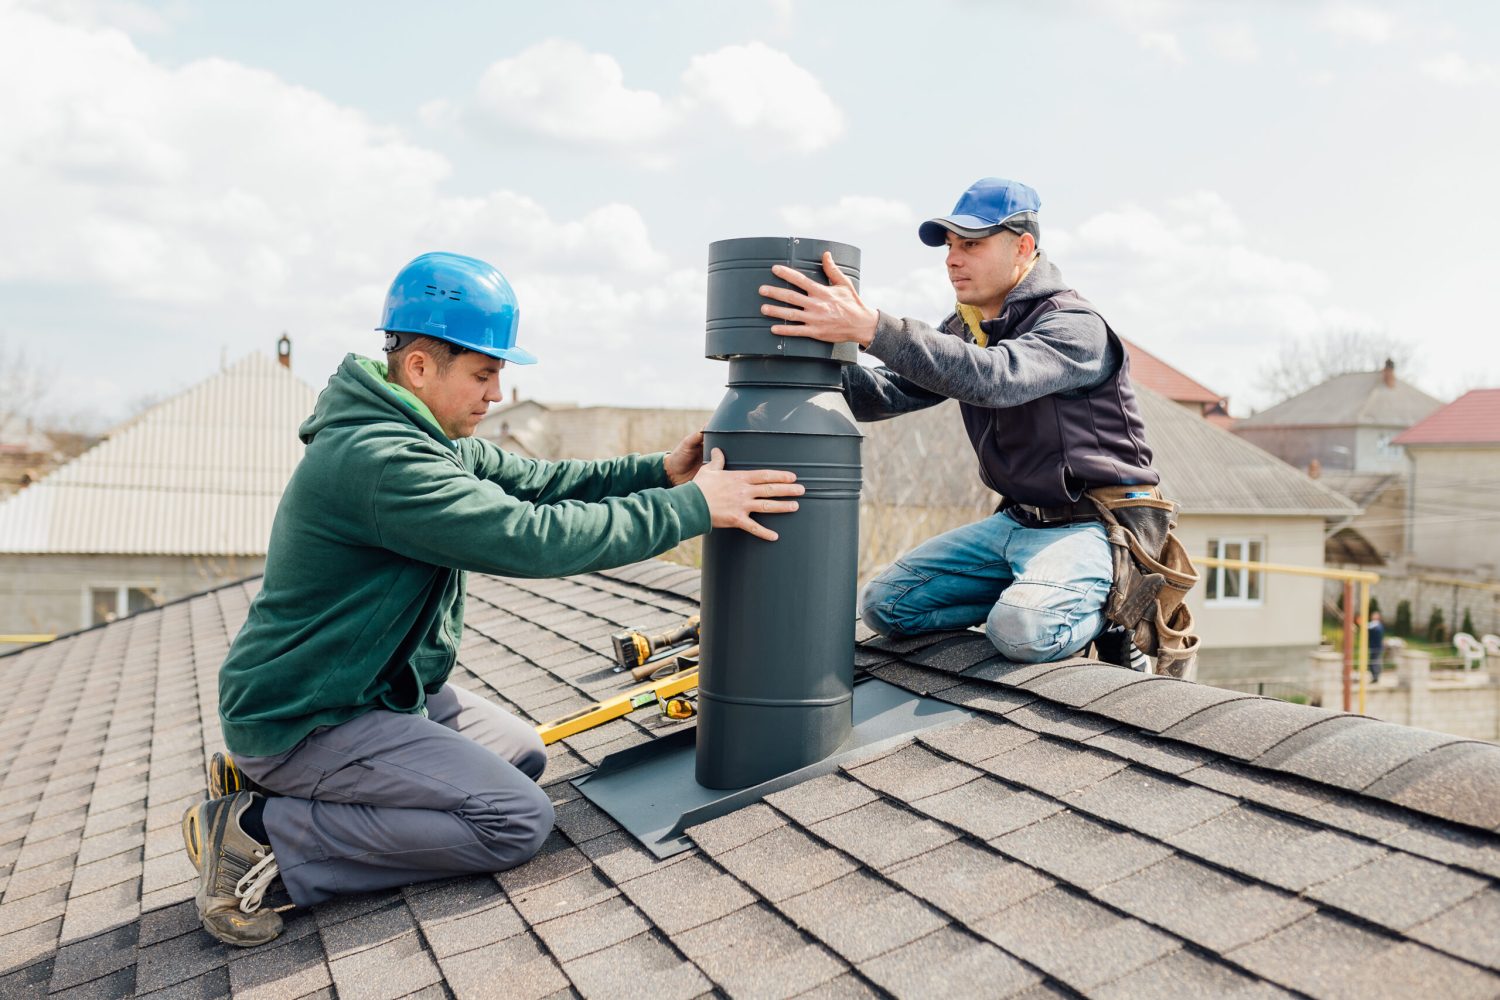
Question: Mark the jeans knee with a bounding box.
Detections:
[986,602,1093,664]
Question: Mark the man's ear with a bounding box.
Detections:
[1017,232,1036,259]
[402,349,429,388]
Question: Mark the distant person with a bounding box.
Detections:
[1368,610,1385,682]
[181,252,803,947]
[760,177,1159,664]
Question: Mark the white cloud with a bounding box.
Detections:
[779,196,913,236]
[1318,4,1395,44]
[1208,23,1260,63]
[0,7,716,417]
[1420,52,1497,86]
[679,43,845,154]
[467,39,845,160]
[475,40,678,146]
[1137,30,1185,63]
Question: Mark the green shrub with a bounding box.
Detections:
[1427,606,1446,643]
[1395,600,1412,636]
[1462,608,1477,637]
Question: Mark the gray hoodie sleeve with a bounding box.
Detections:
[840,362,947,422]
[866,304,1111,409]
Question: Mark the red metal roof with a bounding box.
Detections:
[1393,388,1500,446]
[1120,337,1225,405]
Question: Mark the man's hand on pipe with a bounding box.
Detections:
[664,430,706,486]
[759,252,879,348]
[692,448,804,542]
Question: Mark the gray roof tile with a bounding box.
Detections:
[1307,852,1487,932]
[1092,949,1295,1000]
[433,932,567,1000]
[685,801,787,856]
[615,855,755,936]
[859,926,1042,999]
[225,933,332,1000]
[509,868,619,926]
[0,913,61,974]
[1182,759,1336,815]
[48,965,137,1000]
[1063,767,1237,839]
[495,835,592,895]
[1253,716,1467,791]
[980,738,1128,797]
[1003,699,1122,741]
[1363,742,1500,830]
[531,895,651,963]
[960,658,1075,687]
[1409,887,1500,970]
[138,900,199,948]
[1383,819,1500,880]
[764,773,880,827]
[809,800,958,872]
[46,922,139,992]
[935,681,1039,716]
[992,811,1172,890]
[674,903,845,998]
[59,877,139,944]
[845,743,982,801]
[914,715,1039,765]
[325,930,441,1000]
[868,662,965,697]
[713,824,859,902]
[1168,806,1387,892]
[778,870,948,963]
[1159,698,1339,760]
[1229,912,1500,1000]
[1094,855,1314,952]
[134,923,230,994]
[906,634,1004,674]
[909,777,1065,841]
[577,831,693,887]
[863,630,971,655]
[976,885,1181,991]
[886,841,1053,924]
[1018,663,1160,708]
[561,932,712,1000]
[135,966,230,1000]
[1084,678,1254,733]
[550,796,622,846]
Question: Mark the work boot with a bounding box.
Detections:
[181,792,284,947]
[208,751,272,800]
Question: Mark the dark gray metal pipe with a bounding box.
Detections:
[696,237,863,789]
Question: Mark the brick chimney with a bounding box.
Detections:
[1307,458,1322,479]
[277,333,292,369]
[1382,358,1395,388]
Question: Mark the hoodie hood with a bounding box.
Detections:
[957,250,1072,344]
[299,354,452,448]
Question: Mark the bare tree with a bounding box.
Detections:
[0,338,51,444]
[1257,328,1421,403]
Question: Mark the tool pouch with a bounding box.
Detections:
[1087,485,1201,679]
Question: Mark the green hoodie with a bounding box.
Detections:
[218,354,711,756]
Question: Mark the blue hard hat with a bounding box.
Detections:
[918,178,1041,247]
[377,252,536,365]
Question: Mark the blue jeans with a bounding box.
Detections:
[861,510,1113,663]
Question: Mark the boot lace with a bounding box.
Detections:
[235,852,280,914]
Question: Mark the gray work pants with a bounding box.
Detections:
[235,684,553,907]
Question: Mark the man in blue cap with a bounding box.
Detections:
[182,252,804,947]
[760,178,1159,665]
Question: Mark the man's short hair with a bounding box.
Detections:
[385,334,468,386]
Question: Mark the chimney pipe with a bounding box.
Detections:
[277,333,292,369]
[1382,358,1395,388]
[696,237,864,790]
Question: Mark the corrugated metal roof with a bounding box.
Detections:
[0,352,315,555]
[1120,337,1225,405]
[1238,370,1442,429]
[1394,389,1500,446]
[1141,388,1358,517]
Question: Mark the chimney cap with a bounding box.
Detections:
[277,332,292,369]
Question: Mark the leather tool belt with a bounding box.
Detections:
[1084,485,1202,680]
[1003,499,1101,529]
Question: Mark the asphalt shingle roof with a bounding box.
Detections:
[3,559,1500,998]
[1237,369,1442,430]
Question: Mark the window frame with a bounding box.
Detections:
[82,584,158,628]
[1204,537,1266,607]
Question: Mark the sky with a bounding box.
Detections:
[2,0,1497,430]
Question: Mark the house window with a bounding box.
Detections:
[88,586,158,626]
[1205,538,1264,605]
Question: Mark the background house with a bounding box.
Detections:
[1120,337,1234,428]
[1234,360,1440,476]
[0,351,315,649]
[1392,389,1500,579]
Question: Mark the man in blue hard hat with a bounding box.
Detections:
[760,178,1160,666]
[182,252,804,947]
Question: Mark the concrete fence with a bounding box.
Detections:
[1317,648,1500,741]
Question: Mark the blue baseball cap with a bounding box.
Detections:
[918,177,1041,247]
